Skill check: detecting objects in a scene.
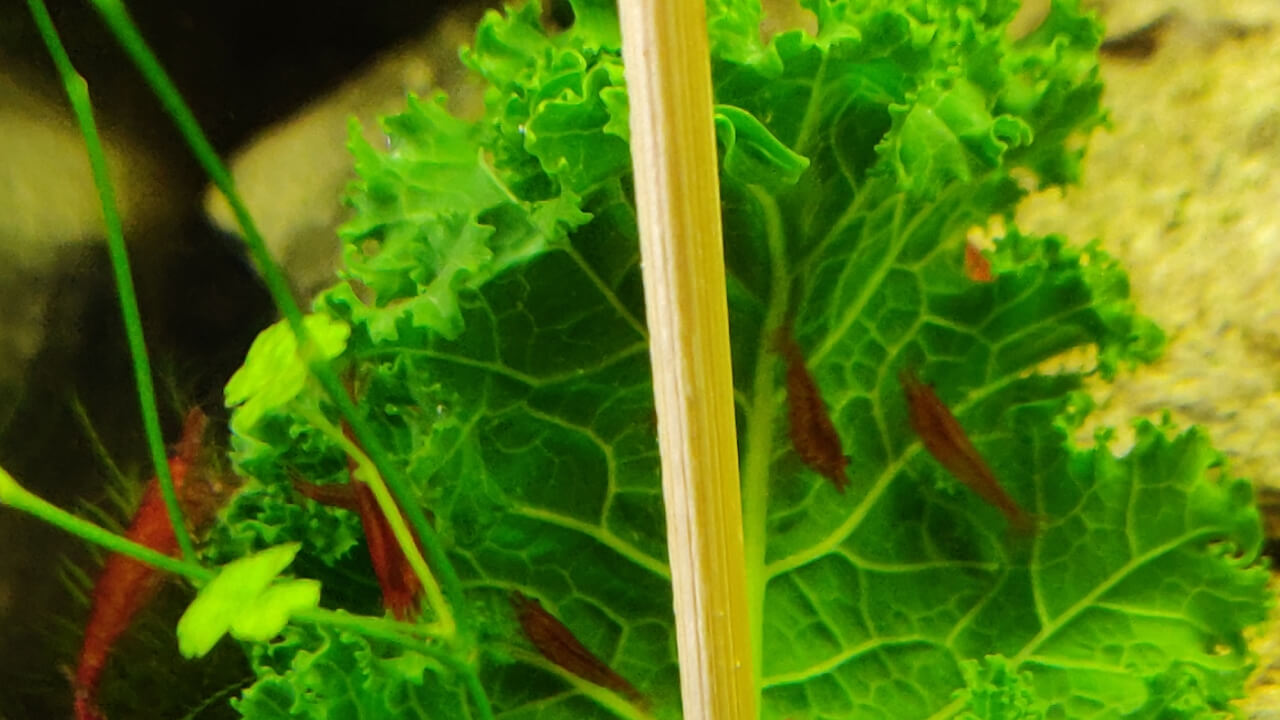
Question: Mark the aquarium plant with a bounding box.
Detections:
[1,0,1271,718]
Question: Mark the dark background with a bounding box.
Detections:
[0,2,460,717]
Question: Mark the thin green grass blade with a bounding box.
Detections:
[26,0,197,565]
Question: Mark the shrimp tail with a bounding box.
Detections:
[73,691,105,720]
[1006,509,1044,538]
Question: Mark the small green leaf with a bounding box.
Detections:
[234,625,469,719]
[714,104,810,188]
[884,81,1033,196]
[177,543,306,658]
[230,579,322,643]
[956,656,1041,720]
[223,314,349,434]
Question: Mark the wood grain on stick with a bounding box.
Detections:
[617,2,755,719]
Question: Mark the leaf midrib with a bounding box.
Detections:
[740,185,792,709]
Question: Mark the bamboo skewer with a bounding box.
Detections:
[617,3,755,719]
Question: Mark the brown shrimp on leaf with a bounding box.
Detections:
[774,326,849,493]
[899,369,1037,535]
[511,591,648,710]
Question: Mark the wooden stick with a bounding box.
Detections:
[617,3,755,719]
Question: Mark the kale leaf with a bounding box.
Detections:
[213,1,1270,718]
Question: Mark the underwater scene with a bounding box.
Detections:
[1,0,1279,718]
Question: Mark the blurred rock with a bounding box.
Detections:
[1013,0,1280,490]
[0,69,178,427]
[203,6,489,300]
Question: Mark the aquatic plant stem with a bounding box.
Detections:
[26,0,198,566]
[85,0,474,653]
[618,2,755,719]
[0,464,212,583]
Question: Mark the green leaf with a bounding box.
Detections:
[715,104,811,188]
[883,80,1033,195]
[203,474,364,568]
[231,579,323,643]
[234,624,468,720]
[224,314,349,437]
[178,543,315,658]
[333,89,592,344]
[707,0,775,69]
[213,1,1269,718]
